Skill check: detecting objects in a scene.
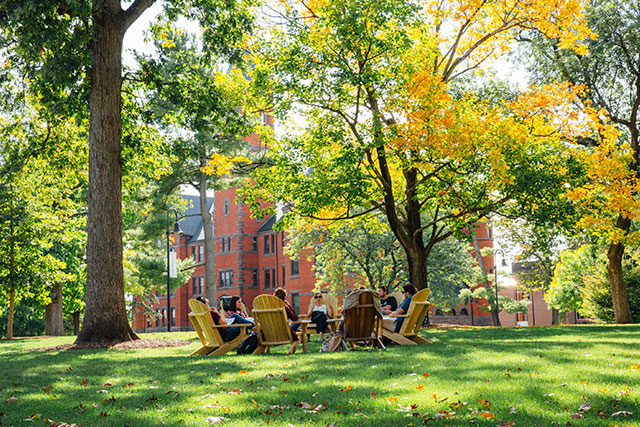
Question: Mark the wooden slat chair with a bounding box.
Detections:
[252,295,299,354]
[187,299,251,356]
[343,290,385,350]
[301,293,338,336]
[382,288,431,345]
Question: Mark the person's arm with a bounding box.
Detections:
[328,305,335,319]
[307,304,314,317]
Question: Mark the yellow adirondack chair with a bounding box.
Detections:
[343,290,385,349]
[252,295,300,354]
[187,299,251,356]
[382,288,431,345]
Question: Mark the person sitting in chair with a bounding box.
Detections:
[225,296,254,327]
[273,287,301,340]
[384,284,417,332]
[307,292,335,341]
[378,285,398,315]
[196,296,249,341]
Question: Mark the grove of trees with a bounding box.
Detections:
[1,0,639,341]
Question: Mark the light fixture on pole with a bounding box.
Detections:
[493,248,507,327]
[166,207,183,332]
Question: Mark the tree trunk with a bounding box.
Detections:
[73,311,81,335]
[199,160,218,305]
[551,308,559,325]
[77,3,138,343]
[7,285,15,339]
[45,283,65,336]
[607,238,634,324]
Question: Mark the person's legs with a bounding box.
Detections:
[229,313,254,329]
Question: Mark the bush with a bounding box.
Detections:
[581,264,640,323]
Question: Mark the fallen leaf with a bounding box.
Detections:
[569,413,584,419]
[238,370,249,375]
[578,402,591,413]
[97,390,109,394]
[416,384,424,390]
[339,385,352,392]
[6,397,17,403]
[422,373,430,377]
[480,412,494,419]
[611,411,633,417]
[205,416,228,425]
[498,421,515,426]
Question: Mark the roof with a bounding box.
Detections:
[257,215,276,233]
[178,195,213,242]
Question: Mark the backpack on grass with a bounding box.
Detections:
[236,332,259,355]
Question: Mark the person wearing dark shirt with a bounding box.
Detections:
[378,286,397,315]
[195,296,232,341]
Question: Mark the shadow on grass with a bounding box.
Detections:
[0,326,638,426]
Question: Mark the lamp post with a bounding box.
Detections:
[166,207,183,332]
[493,248,507,327]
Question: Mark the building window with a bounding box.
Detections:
[192,276,204,295]
[191,246,197,260]
[251,269,258,286]
[170,307,176,327]
[252,236,258,251]
[198,245,204,262]
[264,234,275,254]
[158,309,166,327]
[219,270,234,288]
[223,199,229,216]
[220,237,232,253]
[291,258,299,276]
[264,268,275,289]
[281,265,286,287]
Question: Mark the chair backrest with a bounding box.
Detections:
[343,290,382,341]
[398,288,431,336]
[252,295,293,344]
[188,299,225,347]
[307,293,338,316]
[390,291,404,307]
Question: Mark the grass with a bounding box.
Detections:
[1,325,639,427]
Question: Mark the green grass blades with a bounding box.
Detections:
[0,325,639,426]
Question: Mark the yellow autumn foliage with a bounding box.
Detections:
[201,153,251,176]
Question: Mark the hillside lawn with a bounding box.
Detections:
[0,325,639,426]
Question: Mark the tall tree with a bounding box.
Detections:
[522,0,640,323]
[137,25,254,305]
[244,0,592,289]
[0,0,254,342]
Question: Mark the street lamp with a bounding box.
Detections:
[166,207,183,332]
[493,248,507,327]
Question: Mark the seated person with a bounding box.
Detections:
[307,292,335,341]
[225,296,254,326]
[383,284,417,333]
[378,285,397,315]
[273,287,300,340]
[195,296,250,341]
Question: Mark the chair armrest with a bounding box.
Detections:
[213,323,252,328]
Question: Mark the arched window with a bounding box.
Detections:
[435,308,443,316]
[460,308,469,316]
[450,308,456,316]
[223,199,229,216]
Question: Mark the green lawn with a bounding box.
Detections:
[1,325,639,426]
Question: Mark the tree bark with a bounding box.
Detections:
[45,283,65,336]
[607,236,634,324]
[7,285,15,339]
[200,158,217,305]
[77,1,140,343]
[73,311,81,335]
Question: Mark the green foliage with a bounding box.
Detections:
[545,246,595,315]
[459,286,530,316]
[0,296,45,338]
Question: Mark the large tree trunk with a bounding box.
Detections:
[607,230,633,324]
[45,283,65,336]
[77,2,141,343]
[199,159,217,305]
